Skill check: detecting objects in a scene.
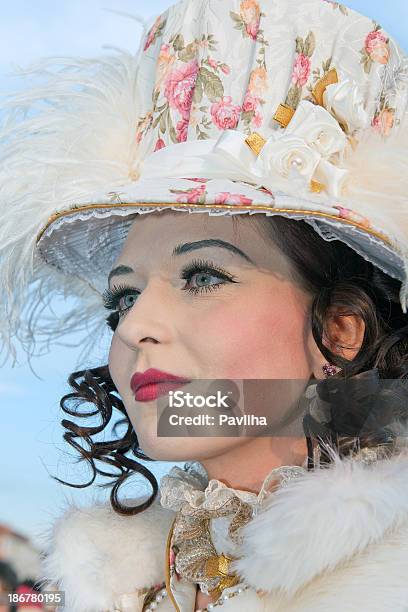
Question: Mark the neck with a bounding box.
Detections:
[200,436,308,493]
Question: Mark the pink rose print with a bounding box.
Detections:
[248,67,268,97]
[154,138,166,152]
[239,0,261,40]
[176,117,189,142]
[207,58,218,69]
[175,184,206,203]
[291,53,311,87]
[372,108,394,136]
[221,64,231,75]
[242,92,259,113]
[155,44,176,91]
[164,59,199,117]
[144,16,165,51]
[215,192,253,205]
[365,30,389,64]
[253,112,262,128]
[334,205,371,229]
[210,96,241,130]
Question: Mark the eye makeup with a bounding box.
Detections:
[103,258,238,331]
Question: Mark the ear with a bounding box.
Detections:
[308,306,366,379]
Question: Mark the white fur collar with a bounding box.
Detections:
[232,451,408,596]
[39,452,408,610]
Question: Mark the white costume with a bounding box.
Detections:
[1,0,408,610]
[41,454,408,611]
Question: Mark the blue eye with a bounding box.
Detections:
[103,258,238,331]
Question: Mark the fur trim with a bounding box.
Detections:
[38,452,408,610]
[231,450,408,597]
[38,497,175,611]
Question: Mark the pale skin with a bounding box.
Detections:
[107,210,365,610]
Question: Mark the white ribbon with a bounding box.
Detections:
[139,99,353,198]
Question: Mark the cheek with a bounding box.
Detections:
[200,285,311,378]
[108,333,126,389]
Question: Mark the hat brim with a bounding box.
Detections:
[36,177,403,295]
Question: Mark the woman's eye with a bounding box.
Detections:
[118,293,138,310]
[185,271,226,294]
[103,259,238,331]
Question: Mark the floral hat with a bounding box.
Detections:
[1,0,408,363]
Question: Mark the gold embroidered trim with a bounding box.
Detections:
[165,518,180,612]
[312,67,339,106]
[245,132,266,156]
[206,554,240,601]
[273,103,295,128]
[35,201,392,247]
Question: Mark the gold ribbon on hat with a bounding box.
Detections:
[312,67,339,106]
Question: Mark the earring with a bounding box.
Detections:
[322,363,340,377]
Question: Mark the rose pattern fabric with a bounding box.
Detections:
[210,96,242,130]
[360,24,390,73]
[143,15,167,51]
[134,0,400,219]
[285,32,316,111]
[169,183,254,206]
[372,94,395,136]
[214,192,253,205]
[230,0,262,41]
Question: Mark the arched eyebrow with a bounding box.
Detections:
[108,239,254,285]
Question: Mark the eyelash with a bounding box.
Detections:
[103,258,237,331]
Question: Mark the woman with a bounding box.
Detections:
[1,0,408,610]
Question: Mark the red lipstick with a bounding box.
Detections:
[130,368,191,402]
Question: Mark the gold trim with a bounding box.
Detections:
[312,67,339,106]
[35,201,392,247]
[165,518,180,612]
[273,103,295,128]
[310,180,325,193]
[244,132,266,156]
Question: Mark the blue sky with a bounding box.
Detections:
[0,0,407,549]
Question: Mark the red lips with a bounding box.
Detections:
[130,368,191,395]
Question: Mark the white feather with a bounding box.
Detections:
[342,112,408,312]
[0,42,147,365]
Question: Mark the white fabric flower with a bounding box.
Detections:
[285,100,347,157]
[323,79,370,133]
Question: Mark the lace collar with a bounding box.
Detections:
[159,460,307,515]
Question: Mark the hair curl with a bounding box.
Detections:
[57,215,408,515]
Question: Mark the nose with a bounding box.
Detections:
[115,278,173,350]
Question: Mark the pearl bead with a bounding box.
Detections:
[155,594,163,602]
[150,603,157,610]
[160,588,167,597]
[237,587,243,593]
[291,156,303,168]
[207,604,214,610]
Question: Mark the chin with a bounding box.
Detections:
[138,430,249,462]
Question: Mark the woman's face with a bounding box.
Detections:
[108,210,318,461]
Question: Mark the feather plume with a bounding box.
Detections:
[342,112,408,313]
[0,38,149,366]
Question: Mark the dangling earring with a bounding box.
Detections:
[322,363,341,377]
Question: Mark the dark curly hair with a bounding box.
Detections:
[56,214,408,515]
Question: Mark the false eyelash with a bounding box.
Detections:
[102,283,138,311]
[103,258,238,331]
[181,257,237,283]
